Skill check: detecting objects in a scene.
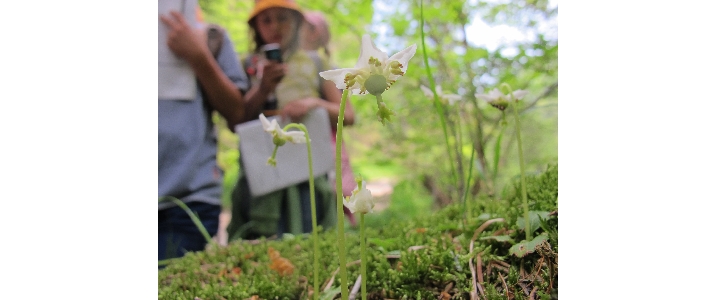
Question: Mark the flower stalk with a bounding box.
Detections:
[259,115,320,299]
[343,176,374,300]
[335,89,350,300]
[319,33,413,299]
[282,123,320,300]
[500,83,531,241]
[360,213,367,300]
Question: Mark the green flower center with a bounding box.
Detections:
[365,74,387,96]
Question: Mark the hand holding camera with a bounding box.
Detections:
[263,43,283,63]
[260,43,285,113]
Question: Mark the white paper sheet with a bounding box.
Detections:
[158,0,198,101]
[235,108,335,197]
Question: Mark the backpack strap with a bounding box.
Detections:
[206,24,225,59]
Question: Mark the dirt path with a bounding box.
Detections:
[213,179,395,246]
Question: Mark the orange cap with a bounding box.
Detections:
[248,0,302,24]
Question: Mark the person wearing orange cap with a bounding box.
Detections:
[227,0,357,241]
[158,3,252,262]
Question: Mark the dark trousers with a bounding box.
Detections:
[158,201,220,262]
[277,180,323,235]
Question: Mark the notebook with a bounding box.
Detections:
[234,107,335,197]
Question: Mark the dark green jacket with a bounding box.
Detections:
[227,166,336,241]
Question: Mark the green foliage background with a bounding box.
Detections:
[201,0,558,210]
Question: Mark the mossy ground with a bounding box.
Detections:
[159,164,558,300]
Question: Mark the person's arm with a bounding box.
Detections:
[160,11,246,126]
[280,79,355,129]
[237,61,286,125]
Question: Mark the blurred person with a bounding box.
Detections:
[226,0,356,241]
[158,4,255,261]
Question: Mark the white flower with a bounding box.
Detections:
[475,88,528,111]
[319,34,417,96]
[259,113,307,145]
[343,181,374,214]
[260,113,281,134]
[281,131,307,144]
[420,85,462,106]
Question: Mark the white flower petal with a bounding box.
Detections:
[488,89,504,99]
[353,189,374,213]
[475,93,495,102]
[420,85,433,98]
[511,90,528,100]
[319,68,363,93]
[260,114,280,133]
[343,181,374,214]
[342,197,354,213]
[355,34,388,69]
[387,43,417,72]
[283,131,307,144]
[260,114,271,131]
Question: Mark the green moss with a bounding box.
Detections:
[159,165,559,299]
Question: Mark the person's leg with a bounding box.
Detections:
[298,180,327,233]
[299,181,312,233]
[158,201,220,261]
[227,173,254,241]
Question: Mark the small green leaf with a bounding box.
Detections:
[509,234,549,257]
[319,286,341,300]
[477,213,493,220]
[369,237,398,249]
[516,211,552,235]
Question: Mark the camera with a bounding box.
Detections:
[262,43,282,63]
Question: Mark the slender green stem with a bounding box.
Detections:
[462,142,476,221]
[454,108,473,221]
[360,213,367,300]
[284,123,319,300]
[454,110,465,202]
[158,196,213,244]
[336,89,350,300]
[502,84,531,240]
[492,121,506,186]
[420,0,458,189]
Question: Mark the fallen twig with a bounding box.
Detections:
[476,253,485,299]
[322,260,361,292]
[472,218,505,241]
[348,275,361,300]
[499,273,510,299]
[468,220,505,300]
[469,240,479,300]
[438,282,454,300]
[529,286,538,300]
[492,228,507,236]
[408,245,428,252]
